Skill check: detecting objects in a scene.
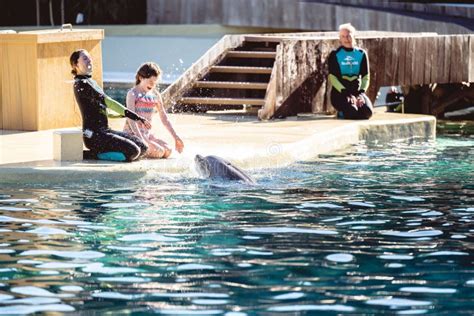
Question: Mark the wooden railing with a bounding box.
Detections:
[162,31,473,119]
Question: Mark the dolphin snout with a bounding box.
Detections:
[194,154,210,177]
[195,154,205,164]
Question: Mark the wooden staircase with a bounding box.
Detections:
[172,40,278,113]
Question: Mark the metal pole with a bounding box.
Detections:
[36,0,40,26]
[49,0,55,26]
[88,0,91,25]
[61,0,65,25]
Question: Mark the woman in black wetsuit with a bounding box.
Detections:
[70,49,149,162]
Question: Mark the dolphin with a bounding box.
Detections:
[194,155,255,184]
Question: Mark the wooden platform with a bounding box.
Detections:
[0,111,436,184]
[260,33,474,119]
[162,31,473,119]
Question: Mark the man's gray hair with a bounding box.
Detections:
[338,23,356,34]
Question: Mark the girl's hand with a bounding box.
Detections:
[175,137,184,153]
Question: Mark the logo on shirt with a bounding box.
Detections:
[341,56,359,67]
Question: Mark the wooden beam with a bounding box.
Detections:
[226,51,277,58]
[244,35,283,43]
[179,97,265,106]
[470,35,474,83]
[195,81,268,89]
[259,46,281,120]
[210,66,273,74]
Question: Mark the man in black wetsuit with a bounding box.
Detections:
[328,23,373,120]
[70,49,149,162]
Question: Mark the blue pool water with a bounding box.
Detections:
[0,136,472,314]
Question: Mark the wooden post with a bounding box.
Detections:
[258,45,280,120]
[469,36,474,83]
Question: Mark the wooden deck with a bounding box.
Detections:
[260,33,473,119]
[162,31,473,119]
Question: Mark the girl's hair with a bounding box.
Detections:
[135,62,161,85]
[69,49,87,75]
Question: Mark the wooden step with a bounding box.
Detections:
[210,66,273,74]
[244,35,284,43]
[178,97,265,106]
[226,51,277,58]
[194,81,268,90]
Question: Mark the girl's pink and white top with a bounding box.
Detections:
[124,90,158,140]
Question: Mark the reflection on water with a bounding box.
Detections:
[0,136,473,314]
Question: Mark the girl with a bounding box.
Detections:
[125,62,184,158]
[70,49,150,162]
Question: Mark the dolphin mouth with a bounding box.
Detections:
[195,154,205,165]
[194,154,210,177]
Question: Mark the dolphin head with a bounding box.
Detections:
[194,154,210,178]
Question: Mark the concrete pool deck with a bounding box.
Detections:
[0,110,435,184]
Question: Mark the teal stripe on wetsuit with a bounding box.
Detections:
[336,48,364,78]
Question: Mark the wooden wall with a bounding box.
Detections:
[37,40,103,131]
[264,34,474,118]
[146,0,473,34]
[147,0,223,24]
[317,0,474,20]
[0,41,3,129]
[222,0,301,30]
[1,30,103,131]
[1,42,39,130]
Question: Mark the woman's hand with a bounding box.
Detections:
[175,137,184,153]
[139,117,152,129]
[355,95,365,108]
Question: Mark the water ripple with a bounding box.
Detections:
[243,227,338,235]
[19,250,105,259]
[380,230,443,238]
[366,298,432,307]
[268,304,356,312]
[0,304,75,314]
